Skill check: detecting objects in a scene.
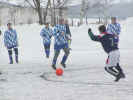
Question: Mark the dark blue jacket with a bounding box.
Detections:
[88,32,118,53]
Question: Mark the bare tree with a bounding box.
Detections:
[54,0,69,25]
[24,0,69,25]
[34,0,44,24]
[25,0,46,24]
[95,0,115,25]
[89,0,115,24]
[52,0,56,25]
[80,0,85,24]
[8,7,17,25]
[80,0,90,25]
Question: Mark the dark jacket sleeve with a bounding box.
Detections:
[88,31,100,42]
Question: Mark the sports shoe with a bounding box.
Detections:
[61,63,66,68]
[120,72,126,78]
[46,55,49,58]
[52,64,56,70]
[114,73,124,82]
[10,61,13,64]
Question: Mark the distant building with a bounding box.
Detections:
[0,2,39,25]
[0,2,68,25]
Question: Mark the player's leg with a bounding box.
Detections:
[113,50,125,81]
[105,52,119,80]
[106,50,125,82]
[44,44,50,58]
[105,67,118,77]
[116,63,125,78]
[8,48,13,64]
[61,47,70,68]
[52,50,60,70]
[111,50,125,81]
[14,47,19,63]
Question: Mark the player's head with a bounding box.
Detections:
[45,22,49,28]
[99,25,106,33]
[7,23,12,30]
[111,17,117,24]
[59,19,64,25]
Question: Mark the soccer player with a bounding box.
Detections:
[40,23,53,58]
[107,17,121,44]
[88,25,125,82]
[52,19,70,70]
[4,23,19,64]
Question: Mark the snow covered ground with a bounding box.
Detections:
[0,18,133,100]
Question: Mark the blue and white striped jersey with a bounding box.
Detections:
[40,27,53,45]
[4,29,18,48]
[53,24,68,50]
[107,23,121,35]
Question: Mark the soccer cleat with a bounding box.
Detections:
[46,55,49,58]
[9,61,13,64]
[61,63,66,68]
[120,72,126,78]
[114,73,124,82]
[16,61,19,64]
[16,59,19,64]
[52,64,56,70]
[114,76,121,82]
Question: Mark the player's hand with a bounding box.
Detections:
[88,28,92,33]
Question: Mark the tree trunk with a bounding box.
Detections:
[38,9,43,25]
[53,0,56,25]
[33,0,43,25]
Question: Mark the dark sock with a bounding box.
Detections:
[116,63,123,73]
[9,55,13,64]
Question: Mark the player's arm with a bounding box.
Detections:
[40,28,46,37]
[88,28,100,42]
[117,24,121,35]
[4,31,8,47]
[14,30,19,47]
[49,29,53,38]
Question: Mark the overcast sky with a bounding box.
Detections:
[0,0,133,6]
[70,0,133,5]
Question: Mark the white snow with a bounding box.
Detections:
[0,18,133,100]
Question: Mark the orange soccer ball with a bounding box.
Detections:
[56,68,63,76]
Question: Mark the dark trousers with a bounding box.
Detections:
[52,47,70,65]
[44,44,50,58]
[8,47,18,64]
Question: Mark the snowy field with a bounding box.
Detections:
[0,18,133,100]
